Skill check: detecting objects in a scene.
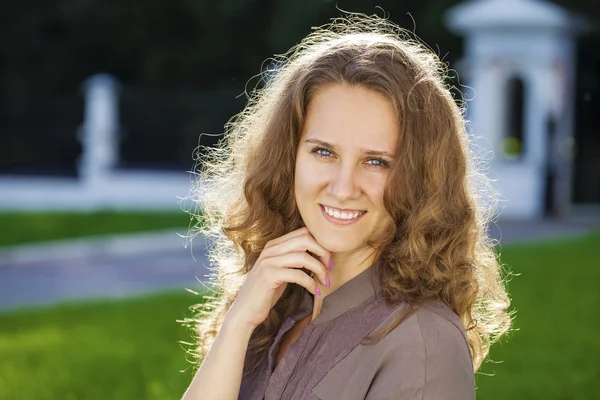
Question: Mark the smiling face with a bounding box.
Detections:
[294,83,399,255]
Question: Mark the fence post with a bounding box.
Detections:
[77,73,120,184]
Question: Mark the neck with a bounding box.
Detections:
[309,247,378,322]
[319,247,378,297]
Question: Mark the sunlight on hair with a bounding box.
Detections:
[179,11,514,375]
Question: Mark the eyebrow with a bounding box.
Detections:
[304,138,396,158]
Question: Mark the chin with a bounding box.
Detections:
[312,231,361,253]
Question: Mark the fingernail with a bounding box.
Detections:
[316,287,321,296]
[326,276,330,288]
[329,259,333,271]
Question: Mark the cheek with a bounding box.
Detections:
[295,156,321,193]
[294,159,312,203]
[366,177,387,206]
[294,161,304,191]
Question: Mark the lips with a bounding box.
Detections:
[322,204,366,213]
[319,204,367,226]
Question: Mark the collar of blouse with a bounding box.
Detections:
[292,259,384,325]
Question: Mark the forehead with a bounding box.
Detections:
[302,84,399,151]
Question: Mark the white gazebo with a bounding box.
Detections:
[445,0,586,219]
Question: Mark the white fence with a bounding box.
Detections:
[0,73,194,211]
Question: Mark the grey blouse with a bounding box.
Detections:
[239,262,476,399]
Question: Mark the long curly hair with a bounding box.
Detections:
[182,13,513,378]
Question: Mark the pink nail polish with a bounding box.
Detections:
[316,287,321,296]
[329,259,333,271]
[326,276,331,288]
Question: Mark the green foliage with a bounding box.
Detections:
[0,211,191,247]
[0,0,470,101]
[3,0,597,173]
[0,231,599,398]
[4,0,595,100]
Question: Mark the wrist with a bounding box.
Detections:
[222,313,257,338]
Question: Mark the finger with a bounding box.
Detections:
[266,233,331,272]
[264,227,309,249]
[263,251,328,287]
[273,268,320,296]
[304,231,332,272]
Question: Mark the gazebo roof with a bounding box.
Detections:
[445,0,583,33]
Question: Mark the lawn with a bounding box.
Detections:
[0,210,193,247]
[475,230,600,399]
[0,231,598,399]
[0,291,201,400]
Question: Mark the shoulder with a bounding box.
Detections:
[365,299,475,400]
[403,299,472,360]
[378,298,471,354]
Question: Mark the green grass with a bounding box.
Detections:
[0,291,202,400]
[475,230,600,399]
[0,210,194,247]
[0,231,598,399]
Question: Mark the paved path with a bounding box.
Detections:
[0,231,211,311]
[486,218,600,246]
[1,213,599,312]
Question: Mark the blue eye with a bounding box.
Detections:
[367,158,389,168]
[311,146,333,158]
[310,146,389,169]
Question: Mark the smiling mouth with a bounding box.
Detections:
[319,204,367,226]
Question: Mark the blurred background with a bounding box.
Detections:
[0,0,599,399]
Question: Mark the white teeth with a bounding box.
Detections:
[323,206,364,220]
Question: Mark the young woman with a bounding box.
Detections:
[181,13,512,400]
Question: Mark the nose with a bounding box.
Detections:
[327,163,361,202]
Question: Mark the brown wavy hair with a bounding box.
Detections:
[182,13,513,378]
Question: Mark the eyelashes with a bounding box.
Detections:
[309,146,390,168]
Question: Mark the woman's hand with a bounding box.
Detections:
[226,227,331,331]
